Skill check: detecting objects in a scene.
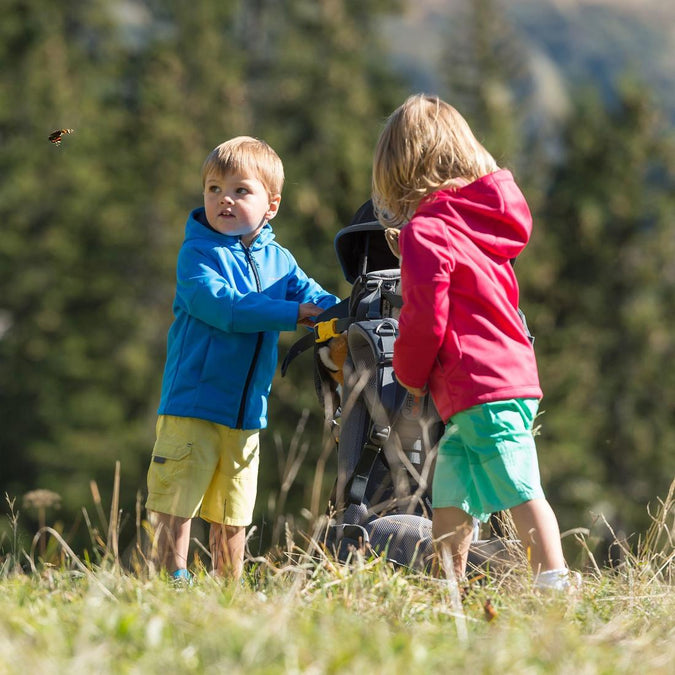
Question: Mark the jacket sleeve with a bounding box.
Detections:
[282,249,341,310]
[175,246,299,333]
[393,217,453,389]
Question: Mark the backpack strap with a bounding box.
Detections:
[517,307,535,346]
[280,298,350,376]
[382,289,403,309]
[360,283,385,320]
[351,272,402,321]
[346,423,392,506]
[344,319,406,505]
[511,258,535,346]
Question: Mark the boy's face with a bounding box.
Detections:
[203,170,280,245]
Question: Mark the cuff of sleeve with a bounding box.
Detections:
[280,301,300,331]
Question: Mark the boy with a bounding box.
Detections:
[146,136,339,581]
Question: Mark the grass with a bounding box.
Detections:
[1,552,674,674]
[1,474,675,673]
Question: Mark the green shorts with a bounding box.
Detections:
[432,399,545,522]
[146,415,260,526]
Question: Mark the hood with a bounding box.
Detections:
[184,207,276,250]
[415,169,532,260]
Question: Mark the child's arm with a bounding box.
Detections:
[392,219,451,390]
[395,379,427,398]
[176,246,300,333]
[282,250,340,311]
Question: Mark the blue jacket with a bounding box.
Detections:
[158,208,339,429]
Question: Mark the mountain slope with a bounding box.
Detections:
[381,0,675,120]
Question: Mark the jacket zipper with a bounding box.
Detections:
[236,245,264,428]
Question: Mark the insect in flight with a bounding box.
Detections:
[48,128,74,146]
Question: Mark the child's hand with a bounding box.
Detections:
[298,302,323,327]
[384,228,401,259]
[402,384,427,398]
[395,374,427,398]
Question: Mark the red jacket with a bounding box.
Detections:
[393,169,542,422]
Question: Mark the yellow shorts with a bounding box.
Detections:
[145,415,259,526]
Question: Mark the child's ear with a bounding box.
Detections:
[266,194,281,220]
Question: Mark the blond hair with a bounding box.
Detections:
[372,94,498,227]
[201,136,284,196]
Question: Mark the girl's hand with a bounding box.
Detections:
[384,228,401,259]
[395,374,427,398]
[402,385,427,398]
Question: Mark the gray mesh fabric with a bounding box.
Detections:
[367,514,434,570]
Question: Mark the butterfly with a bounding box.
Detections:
[48,128,74,146]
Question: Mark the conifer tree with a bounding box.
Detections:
[440,0,535,168]
[0,0,409,553]
[0,0,147,511]
[527,81,675,537]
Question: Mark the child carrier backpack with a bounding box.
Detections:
[282,202,518,572]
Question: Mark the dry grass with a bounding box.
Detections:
[2,475,675,673]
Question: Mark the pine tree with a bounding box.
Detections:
[440,0,535,167]
[0,0,253,545]
[527,80,675,538]
[0,0,148,511]
[0,0,409,554]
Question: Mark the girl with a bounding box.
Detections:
[372,94,576,591]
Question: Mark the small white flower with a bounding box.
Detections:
[145,616,163,647]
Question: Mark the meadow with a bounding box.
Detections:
[1,482,675,674]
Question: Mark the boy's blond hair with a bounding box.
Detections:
[201,136,284,197]
[372,94,498,228]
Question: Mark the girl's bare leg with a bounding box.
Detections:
[510,498,566,575]
[432,506,475,579]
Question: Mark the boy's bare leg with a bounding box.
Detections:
[432,506,475,579]
[209,524,246,580]
[151,511,192,573]
[510,498,566,575]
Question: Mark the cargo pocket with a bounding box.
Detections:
[147,438,194,495]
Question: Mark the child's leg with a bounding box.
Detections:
[510,498,566,574]
[209,524,246,580]
[151,511,192,573]
[432,506,475,579]
[146,416,219,575]
[201,426,259,581]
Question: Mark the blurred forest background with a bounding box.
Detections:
[1,0,674,565]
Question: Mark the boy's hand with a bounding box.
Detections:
[297,302,324,327]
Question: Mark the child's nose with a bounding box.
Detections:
[220,193,234,204]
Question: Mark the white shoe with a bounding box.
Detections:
[534,568,582,593]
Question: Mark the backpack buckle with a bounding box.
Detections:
[369,424,391,445]
[315,317,341,343]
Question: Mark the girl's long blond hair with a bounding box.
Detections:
[372,94,498,228]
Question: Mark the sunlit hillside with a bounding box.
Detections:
[382,0,675,120]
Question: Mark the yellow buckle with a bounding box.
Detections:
[315,318,340,343]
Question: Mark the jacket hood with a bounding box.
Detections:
[184,207,276,250]
[416,169,532,260]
